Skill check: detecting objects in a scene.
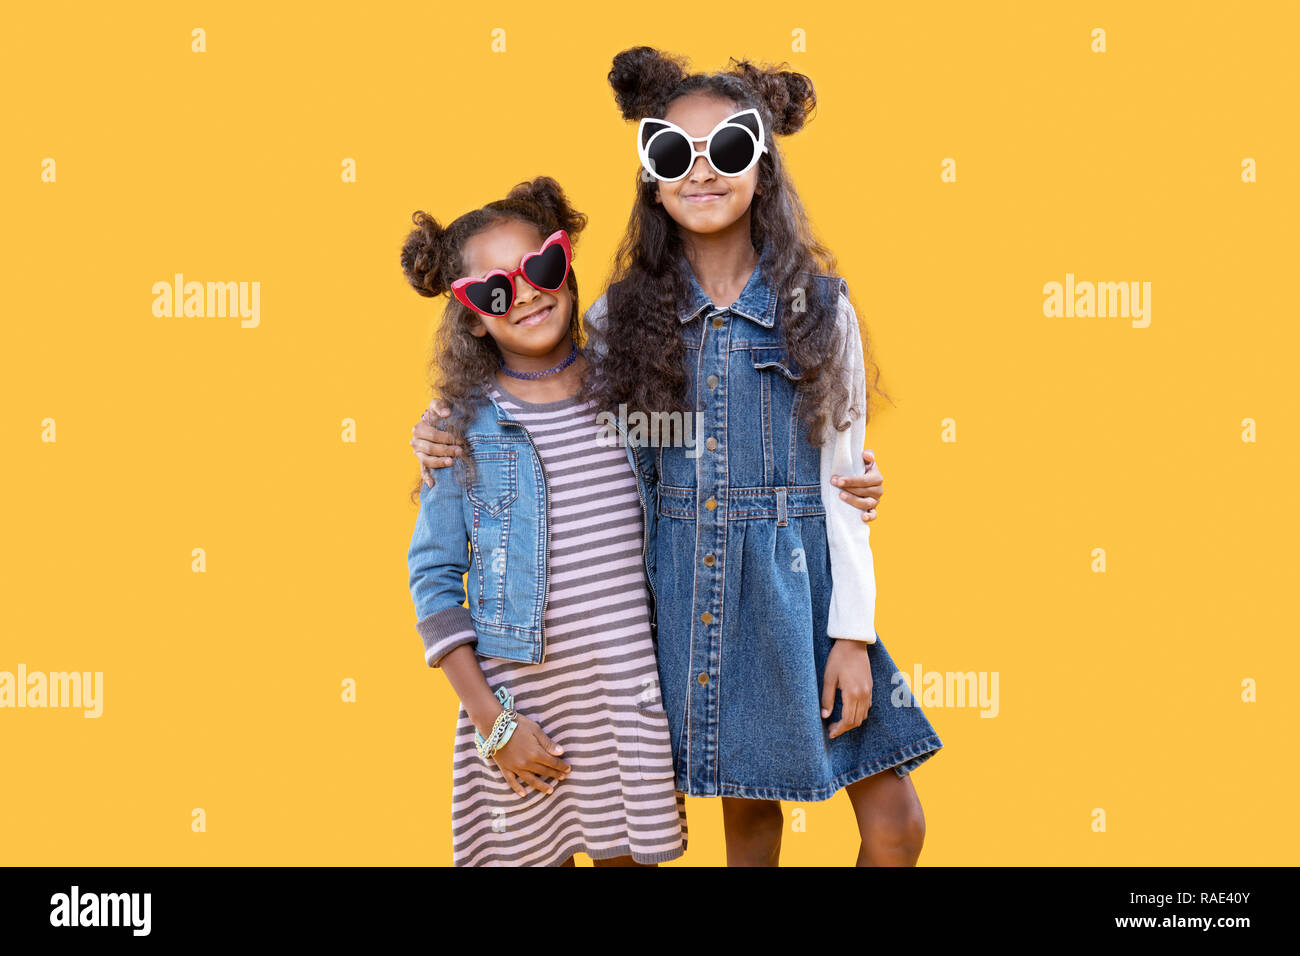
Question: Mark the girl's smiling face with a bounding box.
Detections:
[460,218,574,364]
[652,92,762,234]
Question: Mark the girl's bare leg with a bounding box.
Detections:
[844,770,927,866]
[593,855,656,867]
[721,797,783,866]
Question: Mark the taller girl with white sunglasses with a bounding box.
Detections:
[583,47,944,866]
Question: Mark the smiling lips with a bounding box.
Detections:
[515,304,554,326]
[684,192,727,203]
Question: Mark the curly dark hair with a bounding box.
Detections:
[581,45,888,443]
[400,176,589,502]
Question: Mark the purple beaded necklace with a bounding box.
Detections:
[499,341,579,380]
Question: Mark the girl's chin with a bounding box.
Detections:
[510,319,568,349]
[671,204,739,229]
[501,322,572,357]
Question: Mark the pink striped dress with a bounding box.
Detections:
[426,384,687,866]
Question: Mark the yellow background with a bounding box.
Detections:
[2,1,1296,865]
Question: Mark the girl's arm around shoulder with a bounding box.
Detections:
[582,292,610,361]
[818,290,877,644]
[407,465,477,667]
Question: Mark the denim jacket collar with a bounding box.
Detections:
[478,382,544,432]
[678,239,777,328]
[483,385,514,426]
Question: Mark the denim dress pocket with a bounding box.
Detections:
[748,346,807,487]
[749,346,803,381]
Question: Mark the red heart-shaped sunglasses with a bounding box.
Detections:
[450,229,572,319]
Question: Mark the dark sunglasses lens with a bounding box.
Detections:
[522,244,568,290]
[646,131,692,179]
[465,275,514,315]
[709,125,757,175]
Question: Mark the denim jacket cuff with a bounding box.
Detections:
[417,606,477,668]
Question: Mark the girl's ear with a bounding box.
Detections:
[469,319,488,338]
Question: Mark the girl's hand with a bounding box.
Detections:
[492,714,572,797]
[410,398,466,486]
[830,448,883,522]
[821,639,874,740]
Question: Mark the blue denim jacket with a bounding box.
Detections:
[407,384,658,665]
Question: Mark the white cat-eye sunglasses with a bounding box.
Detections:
[637,108,769,183]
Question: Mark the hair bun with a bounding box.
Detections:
[725,58,816,135]
[609,46,691,120]
[505,176,589,242]
[399,210,450,298]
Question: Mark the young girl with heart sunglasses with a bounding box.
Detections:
[400,177,686,867]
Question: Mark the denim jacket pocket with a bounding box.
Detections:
[465,448,519,517]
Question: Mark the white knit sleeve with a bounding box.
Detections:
[817,290,877,643]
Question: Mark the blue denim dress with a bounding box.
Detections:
[644,242,944,801]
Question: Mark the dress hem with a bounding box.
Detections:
[674,734,944,802]
[455,837,687,867]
